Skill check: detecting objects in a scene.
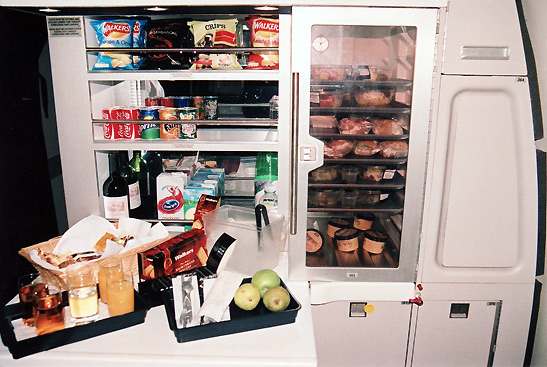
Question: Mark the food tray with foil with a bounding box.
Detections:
[307,190,405,214]
[161,278,301,343]
[0,290,149,359]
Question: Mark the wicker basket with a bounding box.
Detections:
[18,233,170,290]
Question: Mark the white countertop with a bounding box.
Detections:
[0,281,316,367]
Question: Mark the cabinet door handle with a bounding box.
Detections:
[290,72,300,235]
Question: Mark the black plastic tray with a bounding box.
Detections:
[163,278,301,343]
[0,290,149,359]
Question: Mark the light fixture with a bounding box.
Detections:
[39,8,61,13]
[145,6,168,11]
[254,6,279,11]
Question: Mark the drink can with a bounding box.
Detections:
[174,96,191,108]
[177,107,197,120]
[110,106,124,120]
[122,107,141,139]
[145,97,162,106]
[205,96,218,120]
[109,107,125,139]
[179,123,197,139]
[160,123,180,140]
[140,124,160,139]
[121,107,140,120]
[161,97,176,107]
[123,123,142,139]
[140,106,159,120]
[102,108,111,119]
[159,107,178,121]
[193,96,205,119]
[103,123,113,139]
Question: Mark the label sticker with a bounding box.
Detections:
[48,17,82,37]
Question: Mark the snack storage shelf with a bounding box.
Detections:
[86,70,281,81]
[86,47,279,54]
[92,140,279,151]
[94,118,277,127]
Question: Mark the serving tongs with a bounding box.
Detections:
[255,204,270,251]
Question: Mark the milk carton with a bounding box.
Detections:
[157,172,188,220]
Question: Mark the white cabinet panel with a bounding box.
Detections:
[312,300,411,367]
[442,0,527,76]
[411,300,498,367]
[420,75,537,283]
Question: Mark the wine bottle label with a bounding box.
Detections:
[128,182,142,209]
[104,195,129,219]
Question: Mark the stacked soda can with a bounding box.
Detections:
[101,95,216,140]
[102,107,141,140]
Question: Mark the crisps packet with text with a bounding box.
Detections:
[246,16,279,70]
[91,19,135,70]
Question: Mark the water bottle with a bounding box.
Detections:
[254,152,278,206]
[259,183,278,213]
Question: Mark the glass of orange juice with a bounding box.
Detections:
[98,260,123,304]
[107,272,134,317]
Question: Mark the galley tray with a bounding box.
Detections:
[162,277,301,343]
[0,290,149,359]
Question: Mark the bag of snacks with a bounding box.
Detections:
[246,16,279,70]
[188,19,242,70]
[91,19,136,70]
[144,19,194,70]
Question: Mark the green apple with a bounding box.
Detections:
[263,286,290,312]
[233,283,261,311]
[251,269,281,297]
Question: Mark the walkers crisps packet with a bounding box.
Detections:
[246,16,279,70]
[91,18,148,70]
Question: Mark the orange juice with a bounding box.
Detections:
[107,278,134,317]
[98,264,123,304]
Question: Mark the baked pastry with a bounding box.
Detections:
[94,232,117,252]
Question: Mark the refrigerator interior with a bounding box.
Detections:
[289,6,439,283]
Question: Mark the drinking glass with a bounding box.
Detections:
[67,267,99,325]
[98,260,123,304]
[18,273,47,326]
[34,284,65,336]
[106,272,134,317]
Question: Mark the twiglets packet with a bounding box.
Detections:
[91,18,148,70]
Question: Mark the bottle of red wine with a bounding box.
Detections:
[103,152,129,219]
[119,151,142,218]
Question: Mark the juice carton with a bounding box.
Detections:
[183,186,216,220]
[157,172,188,220]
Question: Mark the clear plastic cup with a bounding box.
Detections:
[341,190,359,208]
[340,166,360,184]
